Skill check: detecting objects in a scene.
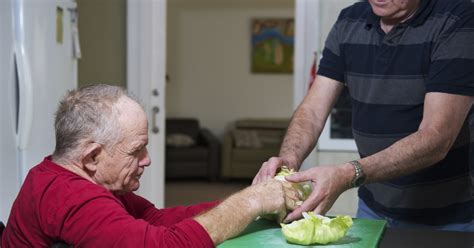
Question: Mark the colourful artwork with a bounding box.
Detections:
[251,18,294,73]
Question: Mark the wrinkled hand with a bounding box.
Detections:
[252,179,302,223]
[252,157,292,185]
[280,180,303,211]
[282,164,352,223]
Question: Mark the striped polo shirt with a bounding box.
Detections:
[318,0,474,225]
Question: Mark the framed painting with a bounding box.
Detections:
[251,18,294,74]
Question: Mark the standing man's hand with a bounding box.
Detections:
[252,157,295,185]
[282,163,353,223]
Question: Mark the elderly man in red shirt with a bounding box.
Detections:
[1,84,300,247]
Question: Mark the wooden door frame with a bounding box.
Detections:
[127,0,166,207]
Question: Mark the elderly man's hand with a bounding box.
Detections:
[250,179,302,223]
[282,163,353,223]
[194,178,303,245]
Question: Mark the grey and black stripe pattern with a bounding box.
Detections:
[318,0,474,225]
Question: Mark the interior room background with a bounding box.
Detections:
[77,0,360,216]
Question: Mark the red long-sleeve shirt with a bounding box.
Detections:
[1,157,217,247]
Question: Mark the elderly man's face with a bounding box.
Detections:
[368,0,420,22]
[94,97,151,194]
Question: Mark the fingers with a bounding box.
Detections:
[251,167,264,185]
[284,203,311,223]
[278,183,290,223]
[313,203,330,216]
[255,179,291,223]
[252,157,285,185]
[285,196,298,210]
[279,166,346,224]
[277,209,287,224]
[283,188,298,211]
[283,189,321,223]
[280,182,300,210]
[284,171,313,183]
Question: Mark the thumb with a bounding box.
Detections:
[285,171,312,183]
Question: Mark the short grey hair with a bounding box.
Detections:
[52,84,137,161]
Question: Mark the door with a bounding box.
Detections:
[127,0,166,208]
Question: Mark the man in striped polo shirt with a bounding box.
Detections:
[254,0,474,231]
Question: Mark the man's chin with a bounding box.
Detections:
[131,181,140,191]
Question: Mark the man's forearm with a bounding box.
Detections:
[194,180,290,245]
[360,93,473,183]
[361,128,451,183]
[279,105,322,169]
[279,76,344,170]
[193,188,261,245]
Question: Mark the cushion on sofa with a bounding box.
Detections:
[221,118,290,179]
[232,130,262,148]
[166,118,200,141]
[166,133,196,147]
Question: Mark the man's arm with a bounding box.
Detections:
[194,179,300,245]
[119,193,219,227]
[280,75,345,168]
[52,180,298,247]
[360,92,473,182]
[253,75,344,184]
[284,92,473,221]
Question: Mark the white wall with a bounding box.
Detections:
[166,1,295,137]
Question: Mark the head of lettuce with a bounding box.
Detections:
[272,166,353,245]
[281,212,353,245]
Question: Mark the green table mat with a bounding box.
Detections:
[218,218,387,248]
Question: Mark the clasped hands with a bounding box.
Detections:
[253,157,351,223]
[250,179,303,223]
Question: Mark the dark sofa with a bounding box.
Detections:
[165,118,220,180]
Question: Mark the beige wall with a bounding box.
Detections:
[77,0,127,88]
[166,1,295,138]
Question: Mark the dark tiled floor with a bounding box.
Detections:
[164,179,251,207]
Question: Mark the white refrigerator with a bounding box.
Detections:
[0,0,79,222]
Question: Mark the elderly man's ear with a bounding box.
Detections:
[81,143,103,172]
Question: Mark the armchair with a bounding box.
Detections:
[221,118,289,179]
[165,118,220,180]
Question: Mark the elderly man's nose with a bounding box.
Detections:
[140,149,151,167]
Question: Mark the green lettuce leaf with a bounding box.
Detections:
[281,212,353,245]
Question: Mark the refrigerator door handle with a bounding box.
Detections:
[15,52,34,150]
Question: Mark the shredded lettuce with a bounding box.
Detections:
[281,212,353,245]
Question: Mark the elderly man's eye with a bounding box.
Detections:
[131,146,145,156]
